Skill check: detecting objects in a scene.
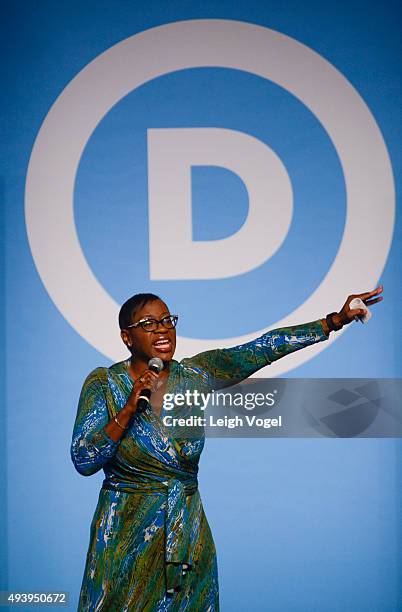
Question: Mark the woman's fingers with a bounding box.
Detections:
[357,285,383,301]
[363,296,383,306]
[349,308,367,318]
[137,369,159,391]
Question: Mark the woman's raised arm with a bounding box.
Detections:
[180,319,327,390]
[180,285,383,390]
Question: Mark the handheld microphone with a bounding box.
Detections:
[137,358,164,413]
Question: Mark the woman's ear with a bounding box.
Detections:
[120,330,132,348]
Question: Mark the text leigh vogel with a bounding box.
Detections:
[163,415,283,429]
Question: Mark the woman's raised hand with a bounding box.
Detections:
[127,369,160,414]
[333,284,384,328]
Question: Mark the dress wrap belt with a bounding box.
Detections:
[102,475,198,594]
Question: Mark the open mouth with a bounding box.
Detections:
[152,338,172,353]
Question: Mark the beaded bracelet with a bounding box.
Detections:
[326,312,343,333]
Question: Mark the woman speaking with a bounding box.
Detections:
[71,286,383,611]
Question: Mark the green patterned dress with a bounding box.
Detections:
[71,320,327,611]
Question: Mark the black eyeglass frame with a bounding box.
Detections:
[126,315,179,332]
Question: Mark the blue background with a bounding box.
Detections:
[2,1,401,610]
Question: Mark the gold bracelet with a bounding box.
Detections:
[114,415,127,430]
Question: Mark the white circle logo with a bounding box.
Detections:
[25,20,395,374]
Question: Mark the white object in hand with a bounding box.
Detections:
[349,297,371,324]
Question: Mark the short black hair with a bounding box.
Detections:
[119,293,161,330]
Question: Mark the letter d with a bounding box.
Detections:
[148,128,293,280]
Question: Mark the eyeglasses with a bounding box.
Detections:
[126,315,179,332]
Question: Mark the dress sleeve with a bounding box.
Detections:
[70,368,120,476]
[180,319,328,389]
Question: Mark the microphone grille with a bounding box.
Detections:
[148,357,164,373]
